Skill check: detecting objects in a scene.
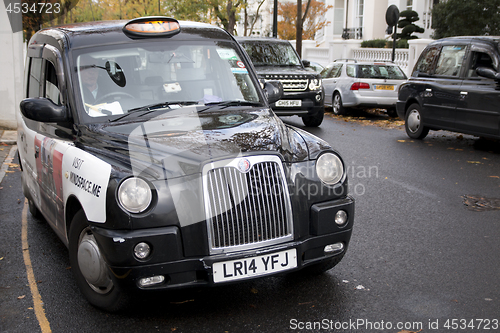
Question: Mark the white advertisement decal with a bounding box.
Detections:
[62,147,111,223]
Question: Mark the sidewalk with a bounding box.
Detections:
[0,130,18,185]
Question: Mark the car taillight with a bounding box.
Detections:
[350,82,370,90]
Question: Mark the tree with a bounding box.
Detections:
[397,10,424,40]
[243,0,267,36]
[277,0,331,40]
[432,0,500,39]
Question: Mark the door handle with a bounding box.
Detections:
[35,146,39,159]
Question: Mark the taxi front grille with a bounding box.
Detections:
[203,157,293,254]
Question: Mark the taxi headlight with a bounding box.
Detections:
[316,153,344,185]
[117,177,152,213]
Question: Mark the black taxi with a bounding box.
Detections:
[17,17,354,311]
[397,36,500,140]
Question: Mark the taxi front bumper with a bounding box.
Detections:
[91,196,354,291]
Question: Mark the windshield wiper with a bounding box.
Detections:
[109,101,198,123]
[198,100,263,113]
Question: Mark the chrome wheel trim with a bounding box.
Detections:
[333,94,340,114]
[77,227,113,294]
[407,109,421,133]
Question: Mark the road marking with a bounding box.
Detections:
[22,199,52,333]
[0,145,18,185]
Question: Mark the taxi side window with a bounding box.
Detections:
[414,46,440,75]
[28,58,43,98]
[44,61,62,105]
[434,45,467,77]
[467,52,494,78]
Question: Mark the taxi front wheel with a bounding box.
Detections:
[405,103,429,140]
[69,210,129,312]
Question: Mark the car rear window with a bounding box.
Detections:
[356,65,406,79]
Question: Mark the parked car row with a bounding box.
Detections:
[292,36,500,142]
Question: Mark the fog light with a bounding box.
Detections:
[315,94,322,102]
[138,275,165,287]
[134,242,151,260]
[324,242,344,253]
[335,210,348,225]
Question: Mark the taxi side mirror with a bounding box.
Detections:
[476,67,500,80]
[263,80,283,105]
[20,97,69,123]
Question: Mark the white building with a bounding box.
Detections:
[0,8,24,129]
[237,0,437,43]
[316,0,436,45]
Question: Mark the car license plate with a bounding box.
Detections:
[275,100,302,107]
[213,249,297,283]
[374,84,394,91]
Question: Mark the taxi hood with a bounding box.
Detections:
[83,107,308,179]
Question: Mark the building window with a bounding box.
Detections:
[407,0,413,10]
[357,0,364,28]
[333,0,344,35]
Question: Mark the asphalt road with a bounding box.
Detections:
[1,110,499,333]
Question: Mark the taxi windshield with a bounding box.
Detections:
[74,40,262,122]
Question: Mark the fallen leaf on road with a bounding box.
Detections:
[18,295,26,300]
[397,140,406,142]
[250,287,258,294]
[489,176,499,178]
[467,161,482,164]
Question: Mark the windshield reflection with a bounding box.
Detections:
[74,40,262,122]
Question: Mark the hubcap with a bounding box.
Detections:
[77,227,113,294]
[407,109,421,133]
[333,95,340,114]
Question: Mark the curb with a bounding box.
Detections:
[0,130,17,145]
[0,145,18,185]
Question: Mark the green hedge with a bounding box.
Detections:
[361,39,409,49]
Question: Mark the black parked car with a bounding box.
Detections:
[17,17,354,311]
[397,36,500,140]
[237,37,325,127]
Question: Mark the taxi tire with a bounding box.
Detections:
[302,108,324,127]
[405,103,429,140]
[302,254,344,276]
[28,198,44,221]
[386,107,398,118]
[69,210,129,312]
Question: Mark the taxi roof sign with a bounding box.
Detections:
[123,17,180,38]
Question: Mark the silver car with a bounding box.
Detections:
[321,60,407,117]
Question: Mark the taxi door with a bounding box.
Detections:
[20,44,69,234]
[457,46,500,137]
[420,44,467,130]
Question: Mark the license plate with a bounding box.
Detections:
[213,249,297,283]
[374,84,394,91]
[275,100,302,107]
